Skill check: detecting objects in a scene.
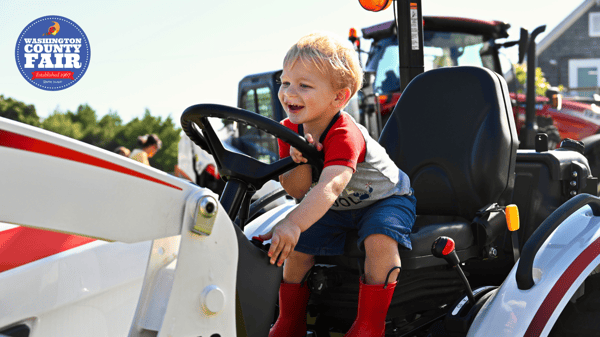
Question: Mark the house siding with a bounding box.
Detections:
[538,4,600,88]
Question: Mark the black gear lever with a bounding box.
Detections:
[432,236,476,305]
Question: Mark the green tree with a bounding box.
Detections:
[1,95,180,173]
[79,109,124,149]
[41,112,85,139]
[514,64,564,96]
[114,109,180,172]
[40,104,100,142]
[70,104,98,140]
[93,111,125,149]
[0,95,41,127]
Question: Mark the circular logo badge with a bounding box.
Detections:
[15,16,91,91]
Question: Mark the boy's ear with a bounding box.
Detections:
[334,87,352,108]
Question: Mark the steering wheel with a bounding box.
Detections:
[181,103,324,191]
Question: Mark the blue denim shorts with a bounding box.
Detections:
[294,192,416,256]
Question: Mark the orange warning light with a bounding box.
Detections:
[359,0,393,12]
[505,205,520,232]
[349,28,360,47]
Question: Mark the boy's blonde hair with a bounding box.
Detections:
[283,32,363,101]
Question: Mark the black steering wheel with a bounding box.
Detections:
[181,103,324,191]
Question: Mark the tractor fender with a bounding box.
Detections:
[0,117,195,243]
[467,194,600,337]
[242,202,297,241]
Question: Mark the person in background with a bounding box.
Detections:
[176,132,224,193]
[114,146,131,157]
[130,134,162,166]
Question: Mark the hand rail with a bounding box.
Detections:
[516,193,600,290]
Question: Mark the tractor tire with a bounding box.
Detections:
[548,267,600,336]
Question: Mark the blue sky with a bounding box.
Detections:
[0,0,583,126]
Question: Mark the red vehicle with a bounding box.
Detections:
[355,16,600,151]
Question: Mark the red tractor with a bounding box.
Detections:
[353,15,600,180]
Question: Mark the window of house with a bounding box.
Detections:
[569,59,600,97]
[589,12,600,37]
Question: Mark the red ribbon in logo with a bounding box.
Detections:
[31,71,74,80]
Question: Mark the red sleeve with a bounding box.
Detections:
[277,118,299,159]
[321,115,366,172]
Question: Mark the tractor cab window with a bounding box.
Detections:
[373,45,400,94]
[499,51,518,92]
[368,32,495,95]
[237,86,278,164]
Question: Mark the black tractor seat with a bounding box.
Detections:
[316,215,477,270]
[340,215,478,269]
[316,66,519,271]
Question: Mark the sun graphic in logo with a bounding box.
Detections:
[42,21,60,36]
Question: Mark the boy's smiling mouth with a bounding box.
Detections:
[287,104,304,113]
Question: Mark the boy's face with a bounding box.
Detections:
[278,59,343,127]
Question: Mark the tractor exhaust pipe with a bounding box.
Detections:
[522,25,546,149]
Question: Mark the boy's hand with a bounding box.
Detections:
[258,218,302,267]
[290,133,323,164]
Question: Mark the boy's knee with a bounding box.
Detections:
[283,251,315,283]
[288,250,315,264]
[292,250,315,262]
[364,234,399,255]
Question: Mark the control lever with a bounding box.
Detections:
[432,236,476,305]
[251,236,271,252]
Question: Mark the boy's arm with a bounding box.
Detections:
[279,165,313,199]
[262,165,353,266]
[279,133,323,199]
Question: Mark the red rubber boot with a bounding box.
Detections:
[344,278,397,337]
[269,281,311,337]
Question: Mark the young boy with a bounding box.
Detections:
[259,32,416,337]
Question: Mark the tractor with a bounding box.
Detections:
[350,7,600,186]
[2,1,600,337]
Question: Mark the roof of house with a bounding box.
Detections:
[537,0,599,56]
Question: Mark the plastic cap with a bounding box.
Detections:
[442,238,455,256]
[506,204,520,232]
[432,236,455,257]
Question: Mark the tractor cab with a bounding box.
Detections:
[235,70,285,164]
[354,12,600,156]
[357,16,517,131]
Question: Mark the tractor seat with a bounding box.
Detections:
[338,215,477,269]
[317,215,477,270]
[317,66,519,270]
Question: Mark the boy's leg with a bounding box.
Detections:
[345,194,415,336]
[344,235,402,337]
[270,251,315,337]
[363,233,401,285]
[283,250,315,283]
[357,193,416,284]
